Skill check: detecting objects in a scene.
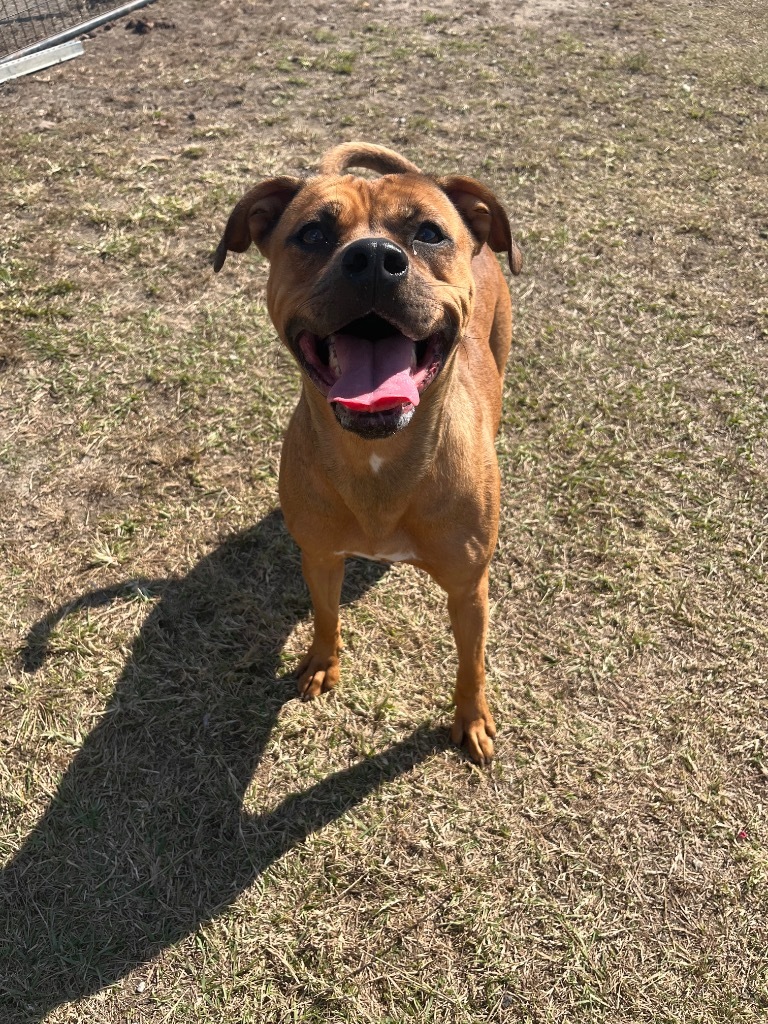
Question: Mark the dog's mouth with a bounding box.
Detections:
[292,313,451,437]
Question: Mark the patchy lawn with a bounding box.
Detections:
[1,0,767,1020]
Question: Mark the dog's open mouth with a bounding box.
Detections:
[293,313,450,437]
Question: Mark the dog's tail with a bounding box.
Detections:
[318,142,421,177]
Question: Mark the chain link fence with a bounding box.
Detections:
[0,0,154,61]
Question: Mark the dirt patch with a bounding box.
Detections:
[385,0,588,24]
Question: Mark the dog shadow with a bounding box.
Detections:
[0,509,446,1021]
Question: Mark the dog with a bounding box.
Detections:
[214,143,522,764]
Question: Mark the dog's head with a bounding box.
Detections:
[214,143,522,439]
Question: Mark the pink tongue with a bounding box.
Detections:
[327,334,420,412]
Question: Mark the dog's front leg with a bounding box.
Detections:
[296,551,345,700]
[445,569,497,765]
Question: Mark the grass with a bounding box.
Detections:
[1,0,768,1020]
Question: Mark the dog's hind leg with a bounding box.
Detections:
[296,552,345,700]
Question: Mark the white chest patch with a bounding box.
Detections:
[369,453,385,473]
[335,549,416,564]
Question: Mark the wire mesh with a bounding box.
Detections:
[0,1,126,60]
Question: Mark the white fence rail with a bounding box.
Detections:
[0,0,156,63]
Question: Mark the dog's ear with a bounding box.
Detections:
[436,175,522,275]
[213,176,304,271]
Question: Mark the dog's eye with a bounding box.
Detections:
[297,223,327,246]
[414,222,445,245]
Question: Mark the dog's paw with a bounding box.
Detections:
[296,649,340,701]
[451,705,496,766]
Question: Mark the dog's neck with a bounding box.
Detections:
[297,367,459,527]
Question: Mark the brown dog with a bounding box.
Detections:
[214,143,521,764]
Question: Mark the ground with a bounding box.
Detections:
[1,0,767,1021]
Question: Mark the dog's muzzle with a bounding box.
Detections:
[290,311,454,440]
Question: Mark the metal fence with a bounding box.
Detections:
[0,0,154,61]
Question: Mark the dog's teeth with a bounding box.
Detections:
[328,341,341,378]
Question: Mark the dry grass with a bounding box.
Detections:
[1,0,767,1020]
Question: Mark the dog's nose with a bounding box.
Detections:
[341,238,409,285]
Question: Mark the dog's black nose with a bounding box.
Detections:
[341,238,409,285]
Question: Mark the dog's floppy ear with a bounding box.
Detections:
[213,176,304,271]
[436,175,522,275]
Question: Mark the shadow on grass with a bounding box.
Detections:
[0,509,446,1020]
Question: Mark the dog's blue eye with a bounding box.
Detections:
[298,223,326,246]
[415,222,445,244]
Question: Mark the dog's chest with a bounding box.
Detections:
[337,548,421,565]
[334,544,417,565]
[317,440,439,566]
[332,506,418,564]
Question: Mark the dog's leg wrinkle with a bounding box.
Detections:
[297,552,345,700]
